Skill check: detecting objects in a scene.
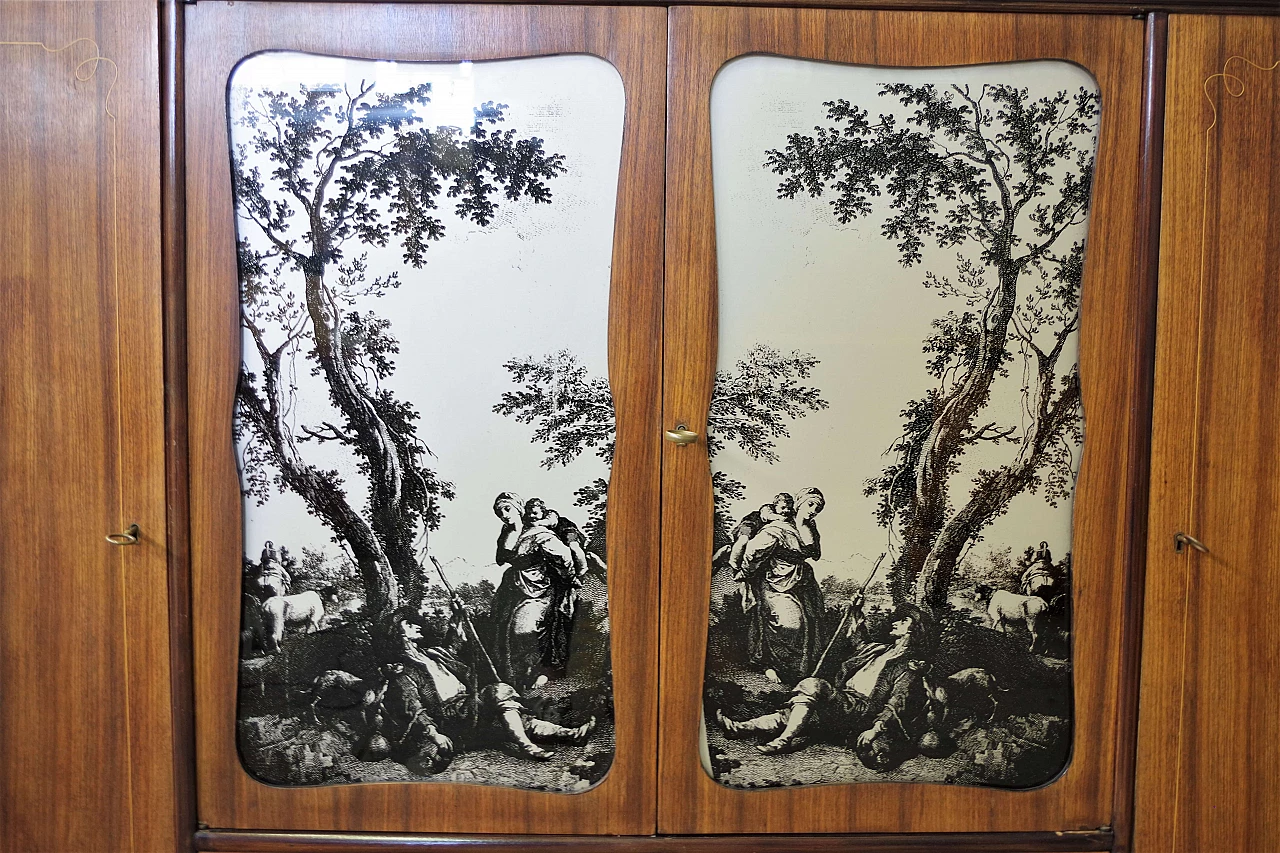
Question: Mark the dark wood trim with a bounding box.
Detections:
[181,0,1280,17]
[1109,12,1166,853]
[195,830,1113,852]
[162,0,197,850]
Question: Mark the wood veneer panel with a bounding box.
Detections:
[0,1,176,851]
[661,7,1146,834]
[1134,14,1280,853]
[162,1,197,849]
[185,2,663,835]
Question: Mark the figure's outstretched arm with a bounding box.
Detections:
[846,592,869,639]
[442,601,468,657]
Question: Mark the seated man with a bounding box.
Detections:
[375,602,595,774]
[715,594,932,771]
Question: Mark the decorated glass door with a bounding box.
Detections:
[187,3,663,835]
[660,6,1150,835]
[229,48,622,794]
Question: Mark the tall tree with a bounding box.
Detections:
[233,81,566,618]
[768,82,1095,610]
[494,344,828,550]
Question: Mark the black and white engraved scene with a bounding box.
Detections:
[703,58,1098,790]
[229,53,623,791]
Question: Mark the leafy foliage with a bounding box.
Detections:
[494,344,828,549]
[707,345,829,541]
[572,477,610,559]
[424,578,497,616]
[706,345,830,463]
[769,84,1098,268]
[493,351,616,468]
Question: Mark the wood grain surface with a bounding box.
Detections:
[184,2,664,835]
[162,1,198,849]
[194,828,1112,852]
[1134,14,1280,853]
[661,8,1148,834]
[0,1,177,851]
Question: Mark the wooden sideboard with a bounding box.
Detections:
[2,2,1278,851]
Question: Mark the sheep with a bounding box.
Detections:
[974,583,1049,652]
[260,590,325,653]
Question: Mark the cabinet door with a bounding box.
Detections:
[0,2,178,851]
[1136,16,1280,853]
[661,8,1148,834]
[186,3,663,834]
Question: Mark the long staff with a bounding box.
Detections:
[809,552,885,678]
[428,555,502,683]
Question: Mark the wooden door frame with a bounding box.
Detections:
[660,6,1153,835]
[181,2,664,834]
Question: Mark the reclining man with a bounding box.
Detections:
[374,599,595,774]
[716,593,934,771]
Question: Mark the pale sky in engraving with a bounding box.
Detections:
[232,53,623,586]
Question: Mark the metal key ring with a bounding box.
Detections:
[105,524,140,546]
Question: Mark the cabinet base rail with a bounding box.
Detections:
[195,829,1113,852]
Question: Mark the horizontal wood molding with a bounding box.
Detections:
[179,0,1280,18]
[185,2,664,836]
[661,6,1148,835]
[195,829,1113,852]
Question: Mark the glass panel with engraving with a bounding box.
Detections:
[702,56,1098,790]
[229,51,622,791]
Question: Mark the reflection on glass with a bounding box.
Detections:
[702,56,1098,790]
[229,51,623,792]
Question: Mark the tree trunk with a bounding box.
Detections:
[237,345,401,616]
[302,266,426,611]
[890,258,1021,603]
[912,368,1081,611]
